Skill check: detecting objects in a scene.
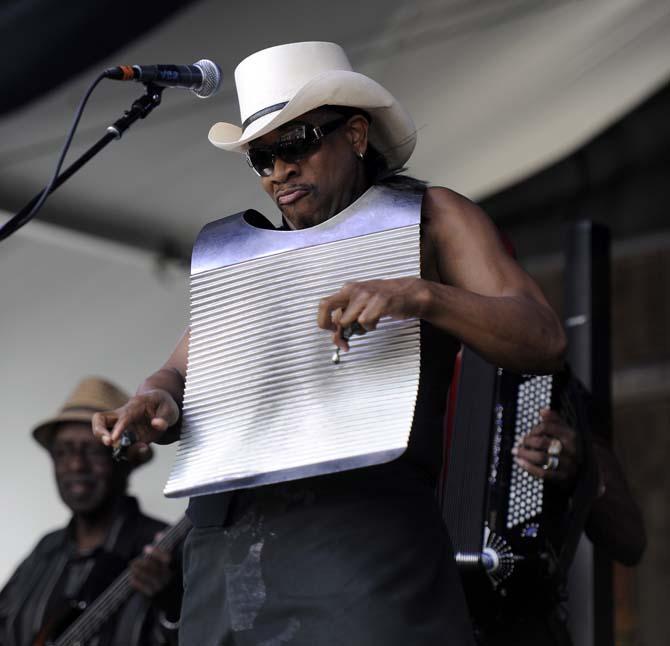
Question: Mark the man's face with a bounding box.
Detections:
[252,109,369,230]
[51,422,122,515]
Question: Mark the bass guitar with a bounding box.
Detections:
[34,514,191,646]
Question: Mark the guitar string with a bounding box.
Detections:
[56,571,133,644]
[55,517,191,644]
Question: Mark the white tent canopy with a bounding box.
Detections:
[1,0,668,250]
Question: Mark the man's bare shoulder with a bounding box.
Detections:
[420,186,523,293]
[422,186,488,227]
[421,186,498,252]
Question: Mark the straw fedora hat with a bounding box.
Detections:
[208,41,417,170]
[32,376,153,466]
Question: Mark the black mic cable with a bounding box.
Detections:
[0,59,222,242]
[0,71,106,242]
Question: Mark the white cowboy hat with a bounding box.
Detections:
[208,41,417,170]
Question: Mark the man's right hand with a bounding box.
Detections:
[92,389,180,450]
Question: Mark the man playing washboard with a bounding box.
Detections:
[93,42,566,645]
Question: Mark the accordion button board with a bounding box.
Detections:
[506,375,553,529]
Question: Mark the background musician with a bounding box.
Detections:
[0,377,183,646]
[471,386,646,645]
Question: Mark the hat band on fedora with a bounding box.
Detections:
[62,405,105,414]
[242,101,289,131]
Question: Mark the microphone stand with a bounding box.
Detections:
[9,83,165,234]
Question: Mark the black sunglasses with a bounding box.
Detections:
[245,117,348,177]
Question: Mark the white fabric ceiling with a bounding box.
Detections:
[1,0,670,583]
[0,0,668,253]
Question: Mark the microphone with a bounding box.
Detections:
[104,59,222,98]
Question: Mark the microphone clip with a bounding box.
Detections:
[106,83,164,140]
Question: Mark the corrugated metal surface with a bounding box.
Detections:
[165,189,421,497]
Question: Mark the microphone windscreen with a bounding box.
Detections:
[193,59,222,99]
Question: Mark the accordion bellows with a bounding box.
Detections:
[164,186,422,498]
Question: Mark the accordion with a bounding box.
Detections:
[440,347,585,593]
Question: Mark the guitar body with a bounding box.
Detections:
[33,551,127,646]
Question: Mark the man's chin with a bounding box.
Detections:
[61,492,105,515]
[280,204,328,230]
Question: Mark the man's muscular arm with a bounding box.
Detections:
[418,187,565,372]
[92,330,189,448]
[318,187,565,373]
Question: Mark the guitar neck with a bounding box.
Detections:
[53,515,191,646]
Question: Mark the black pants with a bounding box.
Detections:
[181,467,475,645]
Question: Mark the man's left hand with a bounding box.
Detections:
[512,408,580,487]
[318,277,425,351]
[129,540,174,598]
